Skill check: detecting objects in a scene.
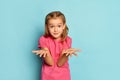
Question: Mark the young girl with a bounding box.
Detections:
[32,11,80,80]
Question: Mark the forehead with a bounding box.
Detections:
[48,18,63,25]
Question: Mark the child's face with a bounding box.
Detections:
[47,18,65,40]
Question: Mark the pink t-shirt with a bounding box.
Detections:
[38,35,72,80]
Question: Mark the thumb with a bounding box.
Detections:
[32,50,38,53]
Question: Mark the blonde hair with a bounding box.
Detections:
[44,11,69,41]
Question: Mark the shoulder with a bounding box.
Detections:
[38,35,51,48]
[64,36,72,48]
[39,35,50,41]
[66,36,72,39]
[66,36,72,42]
[64,36,72,45]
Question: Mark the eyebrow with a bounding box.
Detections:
[48,23,63,25]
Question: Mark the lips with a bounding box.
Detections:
[53,33,59,35]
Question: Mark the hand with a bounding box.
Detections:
[32,49,50,57]
[62,48,81,57]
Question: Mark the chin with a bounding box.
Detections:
[53,36,59,39]
[52,35,61,39]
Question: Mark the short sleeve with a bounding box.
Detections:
[38,36,48,48]
[67,36,72,48]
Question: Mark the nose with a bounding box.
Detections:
[54,27,58,32]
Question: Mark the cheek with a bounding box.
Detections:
[49,28,54,33]
[59,27,64,31]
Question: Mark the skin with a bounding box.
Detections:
[57,48,80,67]
[32,18,80,67]
[32,48,54,66]
[47,18,65,40]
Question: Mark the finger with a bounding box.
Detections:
[64,50,67,53]
[75,49,81,52]
[39,53,43,57]
[65,50,68,56]
[69,50,78,57]
[36,50,42,55]
[70,54,72,57]
[66,50,71,56]
[33,51,40,55]
[73,53,78,56]
[43,53,47,57]
[39,51,44,57]
[43,51,47,57]
[70,48,80,51]
[32,50,39,53]
[72,48,79,51]
[41,50,47,57]
[36,52,39,55]
[66,53,69,56]
[45,50,49,57]
[70,48,81,53]
[68,49,74,55]
[62,50,66,55]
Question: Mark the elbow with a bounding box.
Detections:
[57,63,63,67]
[48,62,54,66]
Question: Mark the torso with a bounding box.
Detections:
[40,36,71,80]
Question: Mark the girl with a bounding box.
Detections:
[32,11,80,80]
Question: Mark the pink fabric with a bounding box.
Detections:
[38,36,72,80]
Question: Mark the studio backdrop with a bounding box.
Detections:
[0,0,120,80]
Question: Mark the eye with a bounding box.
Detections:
[58,25,62,28]
[49,26,54,28]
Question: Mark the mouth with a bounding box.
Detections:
[53,33,59,35]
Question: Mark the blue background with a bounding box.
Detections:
[0,0,120,80]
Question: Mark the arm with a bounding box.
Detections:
[37,36,54,66]
[32,48,54,66]
[57,53,68,67]
[57,48,80,67]
[41,48,54,66]
[57,37,71,67]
